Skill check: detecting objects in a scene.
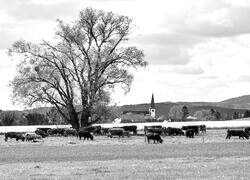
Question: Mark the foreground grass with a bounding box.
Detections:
[0,129,250,179]
[0,156,249,179]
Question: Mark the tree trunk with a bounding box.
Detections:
[80,107,91,127]
[68,105,80,129]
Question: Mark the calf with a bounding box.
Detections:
[78,131,94,140]
[186,129,195,138]
[4,132,25,142]
[146,133,163,144]
[226,130,249,139]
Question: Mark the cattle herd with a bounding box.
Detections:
[3,124,250,143]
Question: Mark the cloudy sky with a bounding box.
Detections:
[1,0,250,110]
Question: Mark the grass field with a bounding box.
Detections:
[0,129,250,179]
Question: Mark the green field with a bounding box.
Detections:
[0,129,250,179]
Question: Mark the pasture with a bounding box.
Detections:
[1,129,250,179]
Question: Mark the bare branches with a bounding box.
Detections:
[9,7,147,127]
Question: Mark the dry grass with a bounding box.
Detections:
[0,129,250,179]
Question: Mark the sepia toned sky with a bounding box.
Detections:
[1,0,250,110]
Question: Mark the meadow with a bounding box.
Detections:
[0,129,250,179]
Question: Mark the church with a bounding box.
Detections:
[120,94,157,123]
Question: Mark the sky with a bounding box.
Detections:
[1,0,250,110]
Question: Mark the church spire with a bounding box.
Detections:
[149,93,156,119]
[150,93,155,109]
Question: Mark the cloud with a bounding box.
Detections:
[0,0,80,21]
[133,32,202,46]
[171,65,204,75]
[161,0,250,37]
[131,33,199,65]
[143,45,192,65]
[238,75,250,82]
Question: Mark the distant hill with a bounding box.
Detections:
[120,102,247,120]
[22,94,250,121]
[120,95,250,120]
[217,95,250,109]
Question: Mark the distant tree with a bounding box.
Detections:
[46,107,67,125]
[25,113,49,125]
[169,105,183,121]
[244,110,250,118]
[0,111,16,126]
[232,112,240,119]
[194,110,212,121]
[182,105,189,121]
[0,111,27,126]
[194,109,222,121]
[210,109,222,120]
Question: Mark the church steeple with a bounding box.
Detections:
[149,93,156,119]
[150,93,155,109]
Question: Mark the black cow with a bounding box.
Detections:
[4,132,25,142]
[146,133,163,143]
[80,126,102,135]
[35,129,48,138]
[144,126,163,135]
[101,128,109,135]
[186,129,195,138]
[200,125,206,134]
[244,127,250,135]
[108,127,130,138]
[36,128,52,134]
[182,126,199,135]
[121,126,137,135]
[78,131,94,140]
[63,128,78,136]
[48,128,65,136]
[226,130,249,139]
[164,127,184,136]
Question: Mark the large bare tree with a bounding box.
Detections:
[9,8,147,128]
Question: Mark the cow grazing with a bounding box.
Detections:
[101,128,109,136]
[144,126,163,135]
[35,129,48,138]
[25,133,43,142]
[63,128,78,136]
[186,129,195,138]
[164,127,184,136]
[121,126,137,135]
[182,126,199,135]
[78,131,94,140]
[80,126,102,135]
[4,132,25,142]
[48,128,65,136]
[226,130,249,139]
[146,133,163,144]
[36,128,52,134]
[200,125,206,134]
[108,127,130,138]
[244,127,250,135]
